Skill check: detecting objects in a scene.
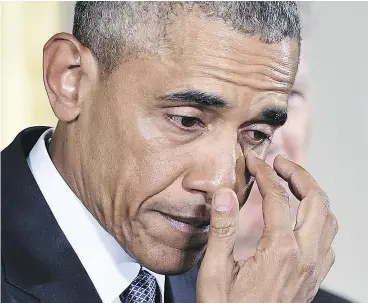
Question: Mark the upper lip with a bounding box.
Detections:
[161,213,210,228]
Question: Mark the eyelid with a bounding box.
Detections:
[165,106,203,117]
[245,129,272,139]
[164,106,209,130]
[239,123,275,146]
[239,129,272,146]
[167,115,205,132]
[240,124,273,136]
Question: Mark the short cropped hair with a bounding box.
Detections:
[73,1,301,74]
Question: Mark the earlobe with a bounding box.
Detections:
[43,33,97,122]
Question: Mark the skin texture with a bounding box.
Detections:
[235,50,310,260]
[44,13,298,274]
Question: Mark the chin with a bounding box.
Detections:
[130,240,206,275]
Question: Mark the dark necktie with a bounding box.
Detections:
[120,268,161,303]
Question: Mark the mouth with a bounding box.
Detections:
[159,212,210,234]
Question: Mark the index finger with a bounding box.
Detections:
[273,154,330,237]
[246,151,292,232]
[273,155,321,201]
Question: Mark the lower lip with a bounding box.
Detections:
[164,215,209,234]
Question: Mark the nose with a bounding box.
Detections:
[182,134,246,202]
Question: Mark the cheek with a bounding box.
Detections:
[102,146,190,247]
[115,140,193,219]
[132,153,185,201]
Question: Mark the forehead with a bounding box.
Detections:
[161,13,300,108]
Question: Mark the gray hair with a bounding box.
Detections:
[73,1,301,74]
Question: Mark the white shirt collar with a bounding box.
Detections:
[27,128,165,303]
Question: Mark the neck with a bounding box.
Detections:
[49,122,85,206]
[49,122,117,239]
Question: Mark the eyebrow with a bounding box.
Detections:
[161,89,287,126]
[160,90,229,108]
[253,107,288,127]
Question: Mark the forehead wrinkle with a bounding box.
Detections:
[165,16,298,96]
[192,63,294,93]
[192,50,295,77]
[256,92,288,107]
[175,24,299,70]
[179,46,297,93]
[200,39,297,70]
[168,14,298,63]
[183,39,296,69]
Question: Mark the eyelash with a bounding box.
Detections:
[241,130,272,145]
[169,115,204,131]
[168,115,273,145]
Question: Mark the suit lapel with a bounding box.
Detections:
[1,127,101,302]
[166,265,198,303]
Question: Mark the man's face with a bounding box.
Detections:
[75,15,299,274]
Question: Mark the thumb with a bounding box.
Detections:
[205,188,239,265]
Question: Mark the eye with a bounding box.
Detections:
[170,115,204,129]
[243,130,272,144]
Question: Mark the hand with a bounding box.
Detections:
[197,151,338,303]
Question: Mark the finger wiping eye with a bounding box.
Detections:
[245,151,292,232]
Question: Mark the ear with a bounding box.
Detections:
[43,33,99,122]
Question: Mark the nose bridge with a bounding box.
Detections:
[182,134,243,196]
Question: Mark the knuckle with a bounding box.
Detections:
[332,214,339,234]
[277,240,300,261]
[274,187,290,201]
[329,212,339,234]
[267,186,289,204]
[285,246,300,262]
[330,249,336,265]
[318,190,330,210]
[210,220,237,239]
[300,259,317,276]
[310,189,330,213]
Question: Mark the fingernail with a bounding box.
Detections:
[214,191,233,212]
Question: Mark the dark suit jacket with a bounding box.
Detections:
[1,127,352,303]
